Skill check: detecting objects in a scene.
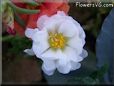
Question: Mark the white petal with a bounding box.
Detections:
[37,15,49,29]
[71,18,86,39]
[49,11,66,22]
[42,65,55,76]
[32,42,49,58]
[70,62,81,71]
[57,62,71,74]
[81,39,86,46]
[57,11,66,16]
[41,49,59,60]
[32,43,40,58]
[42,59,56,71]
[55,50,71,74]
[42,14,67,32]
[32,30,48,43]
[58,20,79,37]
[25,28,39,38]
[24,49,35,56]
[64,47,83,62]
[37,11,66,31]
[43,19,63,33]
[80,49,88,58]
[56,50,68,66]
[67,36,83,55]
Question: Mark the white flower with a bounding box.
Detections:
[24,11,88,76]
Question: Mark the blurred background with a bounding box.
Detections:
[2,2,113,85]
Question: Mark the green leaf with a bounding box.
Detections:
[82,77,99,84]
[8,2,40,14]
[68,76,100,85]
[8,35,32,54]
[21,0,39,6]
[89,64,109,80]
[1,35,14,42]
[14,12,26,28]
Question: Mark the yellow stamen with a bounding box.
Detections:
[48,32,67,49]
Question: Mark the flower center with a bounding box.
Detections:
[48,32,67,49]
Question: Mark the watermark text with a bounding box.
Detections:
[75,2,113,7]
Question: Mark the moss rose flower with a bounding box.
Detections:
[25,11,88,75]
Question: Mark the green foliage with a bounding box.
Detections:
[68,77,99,85]
[8,36,32,54]
[89,64,109,80]
[68,64,108,85]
